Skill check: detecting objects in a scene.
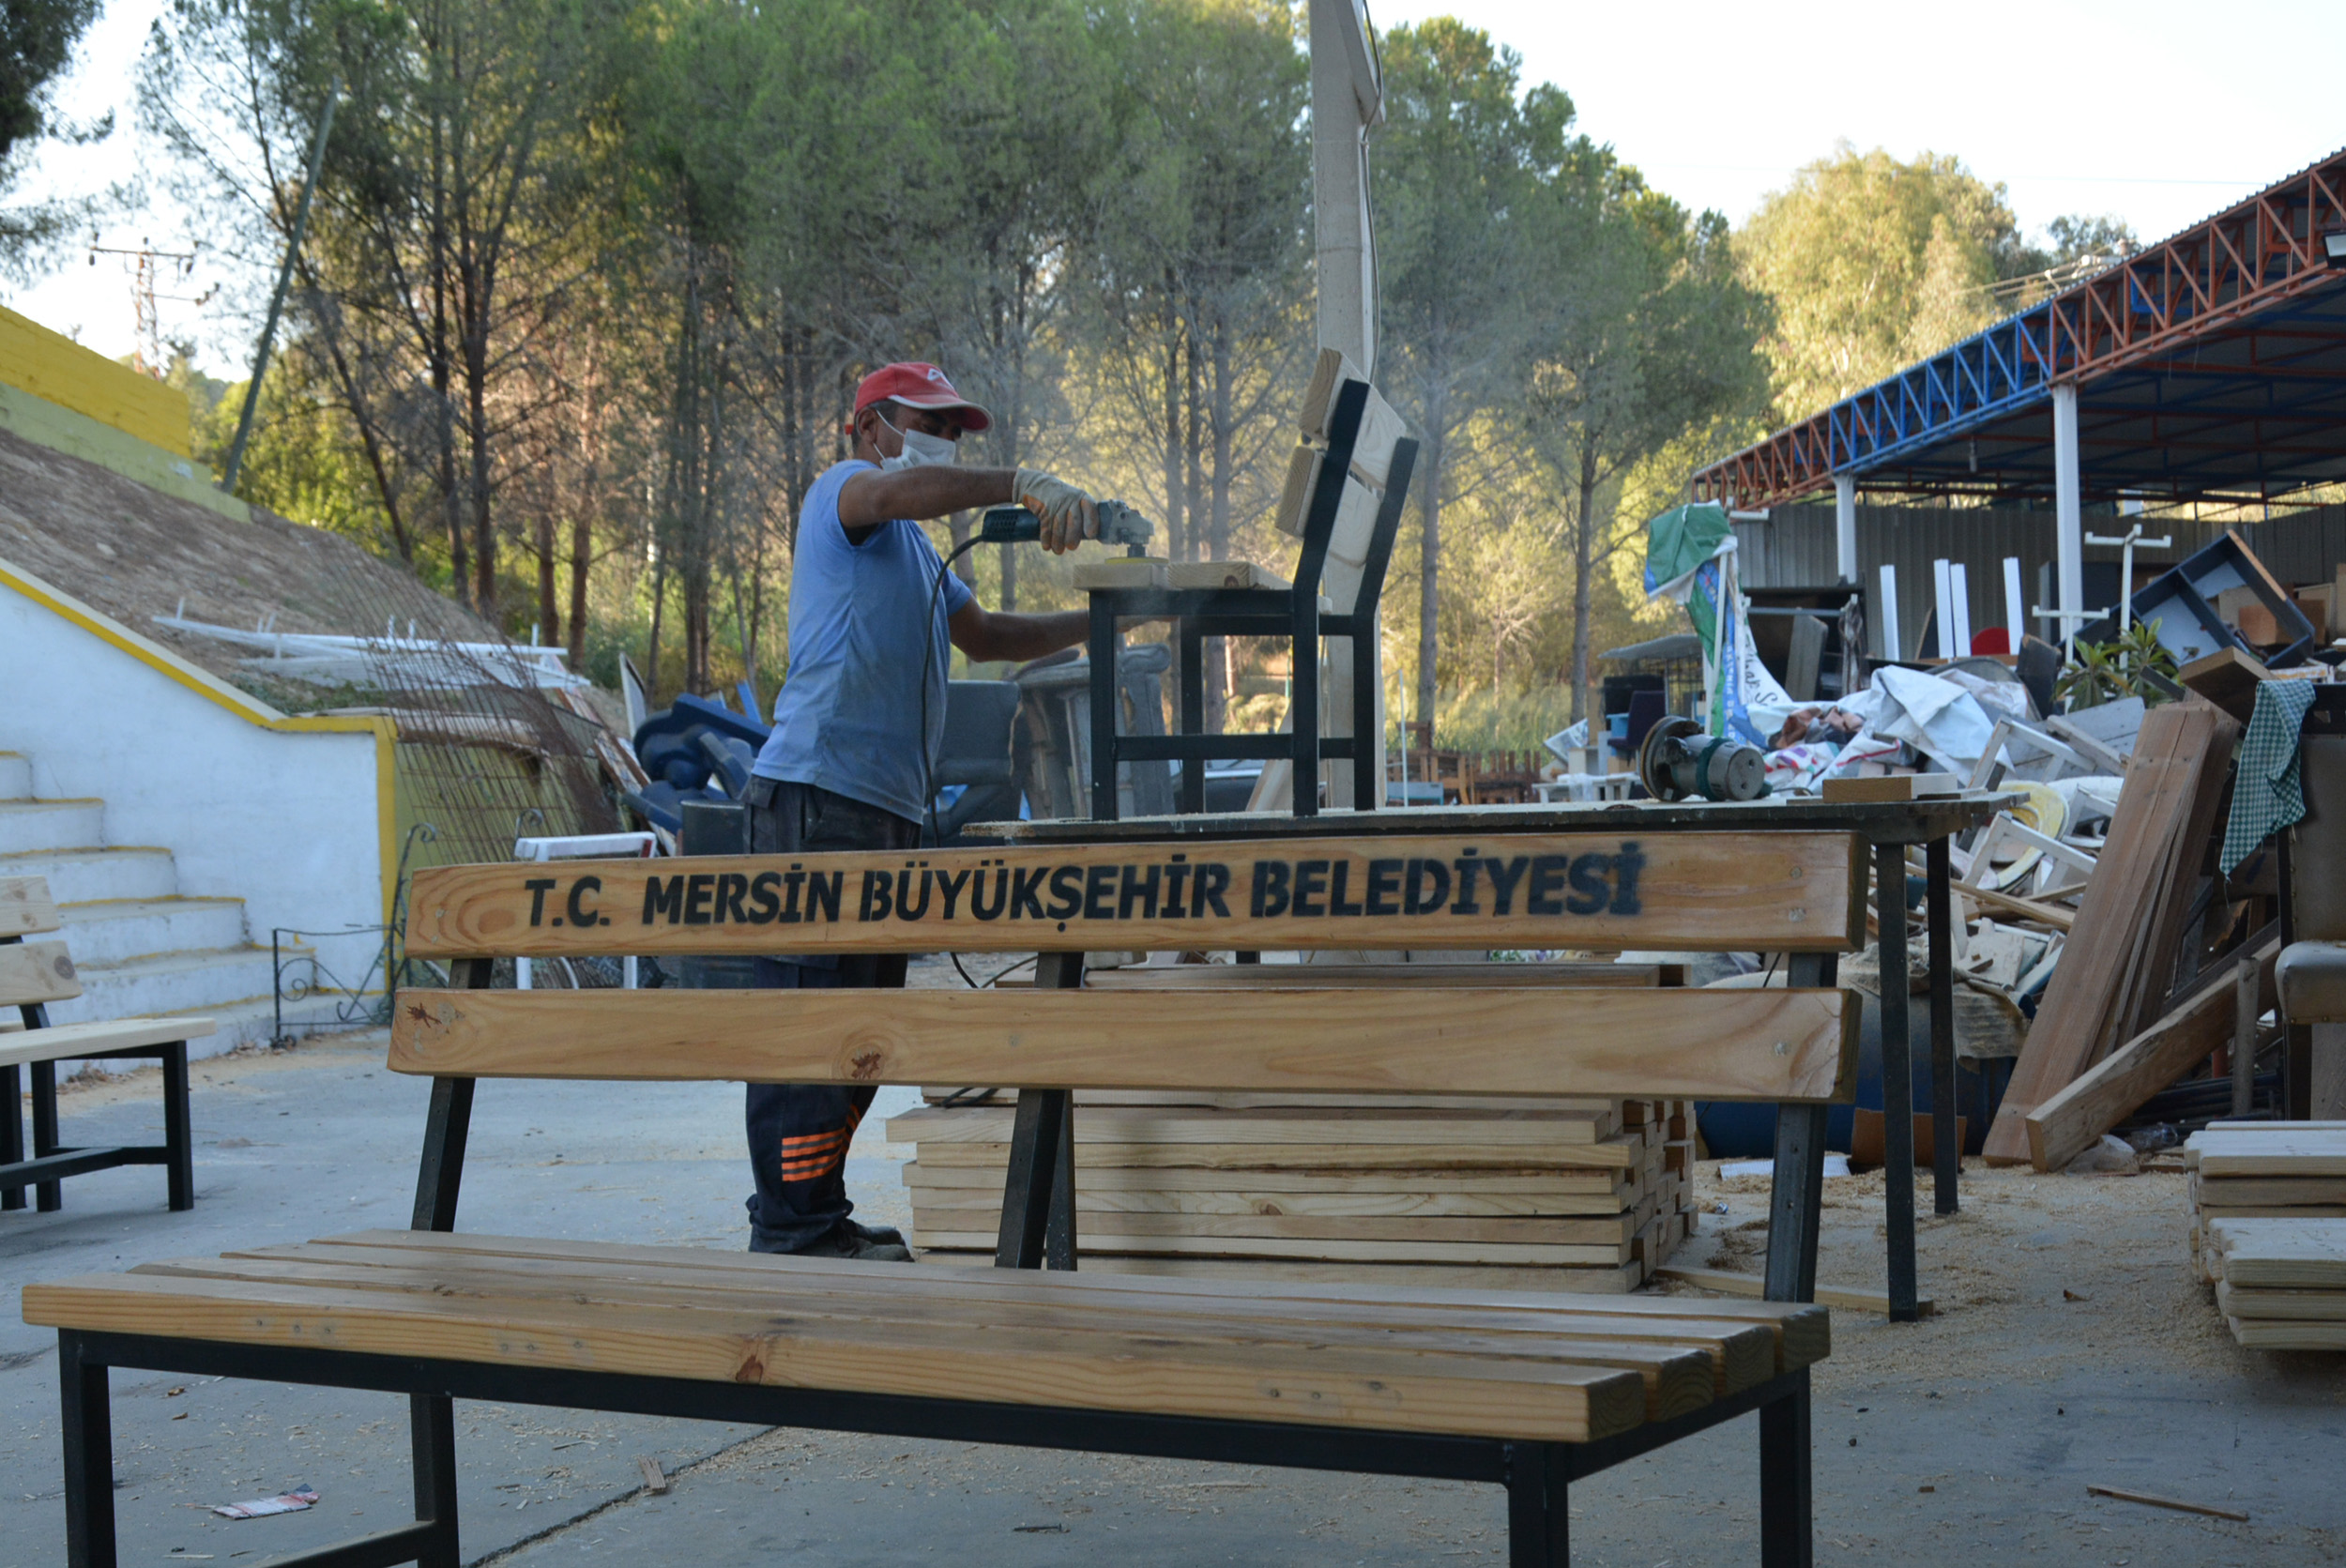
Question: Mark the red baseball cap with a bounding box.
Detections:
[850,361,992,433]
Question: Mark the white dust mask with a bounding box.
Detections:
[875,411,958,472]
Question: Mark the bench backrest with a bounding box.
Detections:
[0,876,80,1012]
[396,830,1866,1104]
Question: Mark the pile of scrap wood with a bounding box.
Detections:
[889,1091,1698,1292]
[1979,695,2281,1168]
[2189,1121,2346,1348]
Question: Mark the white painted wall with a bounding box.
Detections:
[0,581,386,986]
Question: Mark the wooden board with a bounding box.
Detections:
[906,1137,1648,1172]
[2192,1175,2346,1206]
[388,986,1858,1104]
[2179,647,2269,723]
[2217,1281,2346,1320]
[901,1162,1626,1197]
[1295,348,1411,494]
[2190,1130,2346,1178]
[0,876,60,938]
[0,938,80,1007]
[1653,1265,1933,1318]
[2025,936,2278,1171]
[0,1013,217,1069]
[404,830,1869,959]
[2205,1218,2346,1287]
[1082,962,1677,990]
[22,1267,1654,1443]
[1985,702,2238,1164]
[294,1227,1823,1362]
[1166,561,1288,592]
[974,1251,1647,1295]
[908,1204,1638,1245]
[888,1104,1615,1147]
[1820,774,1958,803]
[1072,556,1169,590]
[906,1172,1631,1218]
[2224,1317,2346,1350]
[906,1230,1634,1265]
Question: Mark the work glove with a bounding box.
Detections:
[1013,468,1099,555]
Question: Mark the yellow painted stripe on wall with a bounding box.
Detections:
[0,306,191,457]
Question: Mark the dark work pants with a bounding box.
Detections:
[739,778,917,1254]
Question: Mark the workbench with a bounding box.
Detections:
[971,791,2014,1322]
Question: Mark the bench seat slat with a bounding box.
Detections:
[203,1240,1782,1392]
[909,1137,1651,1171]
[1080,963,1677,990]
[25,1264,1665,1443]
[282,1229,1833,1370]
[0,1014,216,1069]
[389,987,1859,1104]
[129,1250,1728,1422]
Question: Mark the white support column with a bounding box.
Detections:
[1833,475,1858,584]
[2052,384,2083,642]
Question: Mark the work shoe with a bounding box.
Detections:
[798,1219,912,1262]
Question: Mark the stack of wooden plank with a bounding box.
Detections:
[890,1091,1699,1293]
[2189,1122,2346,1348]
[1984,698,2244,1167]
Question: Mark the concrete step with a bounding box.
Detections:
[54,897,250,965]
[45,944,305,1032]
[0,798,106,855]
[0,845,177,904]
[0,752,29,801]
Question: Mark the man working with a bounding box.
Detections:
[740,360,1108,1261]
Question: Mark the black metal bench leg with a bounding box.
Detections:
[2,1063,22,1210]
[161,1043,193,1211]
[1505,1440,1567,1567]
[1876,841,1919,1321]
[1927,837,1958,1215]
[410,1393,462,1568]
[32,1058,61,1211]
[1758,1367,1814,1568]
[1088,598,1120,821]
[1766,954,1835,1304]
[60,1332,115,1568]
[1179,619,1206,814]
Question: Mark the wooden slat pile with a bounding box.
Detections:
[1985,698,2245,1167]
[890,1091,1699,1292]
[2189,1121,2346,1348]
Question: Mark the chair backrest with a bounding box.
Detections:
[0,875,80,1012]
[395,830,1867,1104]
[2291,731,2346,942]
[937,680,1020,789]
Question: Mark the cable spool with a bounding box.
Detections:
[1638,715,1769,802]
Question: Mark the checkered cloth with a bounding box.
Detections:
[2221,678,2319,875]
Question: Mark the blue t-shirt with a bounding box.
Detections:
[751,460,973,824]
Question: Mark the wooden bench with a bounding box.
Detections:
[25,828,1865,1567]
[2,876,212,1214]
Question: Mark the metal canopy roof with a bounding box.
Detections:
[1695,147,2346,508]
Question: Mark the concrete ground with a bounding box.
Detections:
[6,986,2346,1565]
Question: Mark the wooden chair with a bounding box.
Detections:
[1078,368,1418,817]
[2,876,212,1214]
[26,826,1865,1567]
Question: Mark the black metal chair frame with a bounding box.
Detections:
[4,940,195,1216]
[44,951,1836,1568]
[1085,377,1421,819]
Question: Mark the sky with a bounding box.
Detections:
[8,0,2345,375]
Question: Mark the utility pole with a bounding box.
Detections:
[1257,0,1383,814]
[221,80,340,495]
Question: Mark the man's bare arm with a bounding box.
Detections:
[837,466,1018,533]
[949,601,1089,664]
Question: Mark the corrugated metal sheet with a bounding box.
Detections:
[1734,504,2344,659]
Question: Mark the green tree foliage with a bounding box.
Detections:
[0,0,106,276]
[122,1,2137,751]
[1735,143,2025,420]
[1373,19,1550,719]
